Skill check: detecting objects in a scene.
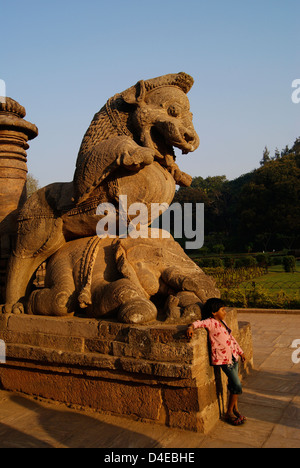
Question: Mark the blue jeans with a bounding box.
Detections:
[221,357,243,395]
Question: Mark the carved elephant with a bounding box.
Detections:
[27,233,219,324]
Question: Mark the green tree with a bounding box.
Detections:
[274,147,280,160]
[173,136,300,253]
[26,173,40,198]
[174,175,229,250]
[283,256,296,273]
[238,149,300,250]
[260,146,271,166]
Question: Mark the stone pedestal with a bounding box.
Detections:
[0,98,38,301]
[0,309,253,433]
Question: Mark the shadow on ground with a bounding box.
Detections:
[239,368,300,429]
[0,393,162,448]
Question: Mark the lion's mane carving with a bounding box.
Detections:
[76,72,195,169]
[73,72,198,204]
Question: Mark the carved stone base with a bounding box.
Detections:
[0,309,253,433]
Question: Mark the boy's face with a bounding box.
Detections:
[212,306,227,321]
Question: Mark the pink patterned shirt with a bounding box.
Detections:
[192,318,244,365]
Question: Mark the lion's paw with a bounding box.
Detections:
[120,146,155,170]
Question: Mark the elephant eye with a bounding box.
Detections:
[167,104,181,117]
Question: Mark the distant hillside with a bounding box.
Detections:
[174,137,300,252]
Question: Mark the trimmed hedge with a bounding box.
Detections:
[221,285,300,309]
[283,256,296,273]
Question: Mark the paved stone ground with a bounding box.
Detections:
[0,312,299,448]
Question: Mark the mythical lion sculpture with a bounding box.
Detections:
[4,72,218,321]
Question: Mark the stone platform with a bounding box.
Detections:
[0,309,252,433]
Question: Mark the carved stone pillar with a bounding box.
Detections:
[0,98,38,299]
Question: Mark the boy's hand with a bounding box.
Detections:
[186,325,194,340]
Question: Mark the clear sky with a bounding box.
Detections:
[1,0,300,187]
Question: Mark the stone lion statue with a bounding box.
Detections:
[4,72,219,321]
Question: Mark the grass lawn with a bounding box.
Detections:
[240,262,300,294]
